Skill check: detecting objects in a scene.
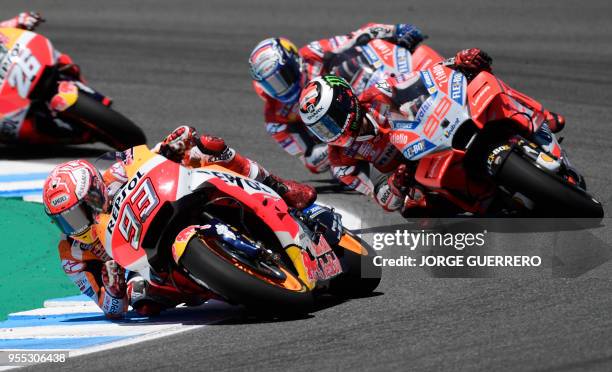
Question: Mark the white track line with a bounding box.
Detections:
[9,306,100,318]
[0,161,56,174]
[68,323,204,357]
[1,323,188,339]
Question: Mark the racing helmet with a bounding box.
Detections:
[249,37,302,103]
[298,75,361,148]
[43,160,109,244]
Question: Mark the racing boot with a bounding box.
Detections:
[127,276,164,317]
[302,204,343,245]
[57,54,84,82]
[263,174,317,210]
[400,187,429,218]
[127,274,212,317]
[545,111,565,133]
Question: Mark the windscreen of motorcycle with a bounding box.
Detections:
[388,68,471,161]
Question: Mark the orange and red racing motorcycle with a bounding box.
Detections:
[0,27,145,150]
[94,146,381,313]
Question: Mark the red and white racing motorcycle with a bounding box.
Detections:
[93,146,381,313]
[0,27,145,149]
[379,60,604,218]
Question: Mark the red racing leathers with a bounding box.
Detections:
[253,23,402,174]
[330,65,564,213]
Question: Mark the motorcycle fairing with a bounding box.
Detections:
[0,28,56,99]
[467,71,547,134]
[387,66,471,161]
[95,146,340,288]
[186,166,342,288]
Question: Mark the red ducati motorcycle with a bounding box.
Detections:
[384,61,603,218]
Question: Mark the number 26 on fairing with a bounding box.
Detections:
[8,48,41,98]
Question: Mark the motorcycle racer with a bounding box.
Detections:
[248,23,425,174]
[298,49,566,216]
[0,11,85,145]
[0,11,43,30]
[42,126,317,318]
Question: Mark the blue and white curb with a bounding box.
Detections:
[0,295,239,369]
[0,161,57,202]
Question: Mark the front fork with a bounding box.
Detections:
[486,126,587,210]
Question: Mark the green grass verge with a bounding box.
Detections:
[0,198,79,320]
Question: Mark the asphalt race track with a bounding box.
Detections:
[5,0,612,370]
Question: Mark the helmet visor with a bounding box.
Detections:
[258,62,299,100]
[50,201,94,236]
[308,114,344,144]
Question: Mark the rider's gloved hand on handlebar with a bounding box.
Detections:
[388,164,413,196]
[393,24,425,52]
[454,48,492,80]
[159,125,197,162]
[383,164,428,215]
[15,11,44,31]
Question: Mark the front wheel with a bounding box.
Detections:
[329,231,382,297]
[496,151,603,218]
[179,230,314,314]
[61,94,146,150]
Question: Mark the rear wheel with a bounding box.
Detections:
[329,231,382,297]
[496,151,603,218]
[179,229,314,314]
[61,94,146,150]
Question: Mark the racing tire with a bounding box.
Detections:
[180,236,314,315]
[62,94,146,150]
[496,151,604,218]
[329,231,382,297]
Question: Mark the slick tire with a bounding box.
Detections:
[329,232,382,298]
[496,151,604,218]
[180,236,314,315]
[62,94,146,150]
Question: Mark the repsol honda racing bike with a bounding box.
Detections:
[93,146,381,314]
[0,27,145,150]
[383,60,603,218]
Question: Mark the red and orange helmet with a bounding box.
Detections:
[43,160,108,244]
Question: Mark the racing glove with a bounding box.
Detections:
[100,260,128,318]
[159,125,197,162]
[454,48,493,80]
[375,164,428,213]
[392,24,425,52]
[2,12,44,31]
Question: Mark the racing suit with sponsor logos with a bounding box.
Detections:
[0,15,82,144]
[331,66,564,213]
[56,134,290,318]
[254,23,411,174]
